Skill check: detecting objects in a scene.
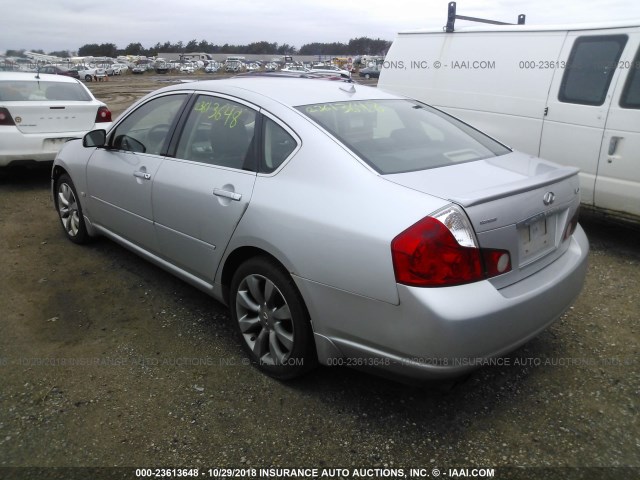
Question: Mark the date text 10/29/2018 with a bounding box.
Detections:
[134,467,496,478]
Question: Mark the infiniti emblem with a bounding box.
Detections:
[543,192,555,206]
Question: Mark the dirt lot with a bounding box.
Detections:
[0,74,639,479]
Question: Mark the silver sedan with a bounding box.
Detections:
[51,77,589,381]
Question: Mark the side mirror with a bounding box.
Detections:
[83,129,107,148]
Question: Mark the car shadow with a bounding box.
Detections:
[275,350,541,441]
[0,163,52,191]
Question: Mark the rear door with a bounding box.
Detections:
[594,35,640,219]
[86,93,188,253]
[539,31,629,206]
[151,94,259,282]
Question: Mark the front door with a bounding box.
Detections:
[86,93,188,252]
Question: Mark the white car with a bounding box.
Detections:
[204,62,220,73]
[73,65,107,82]
[281,65,311,73]
[116,64,129,74]
[180,64,195,74]
[106,64,128,75]
[225,61,245,73]
[0,72,112,167]
[72,65,98,82]
[309,64,351,78]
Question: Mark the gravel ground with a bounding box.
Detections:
[0,74,638,480]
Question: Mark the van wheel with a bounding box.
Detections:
[230,257,316,380]
[55,174,89,244]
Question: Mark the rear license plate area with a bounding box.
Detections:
[518,214,556,265]
[44,137,72,151]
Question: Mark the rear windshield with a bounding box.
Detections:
[297,99,510,174]
[0,80,92,102]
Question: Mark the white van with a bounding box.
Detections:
[378,21,640,224]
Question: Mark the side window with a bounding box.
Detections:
[262,118,297,173]
[559,35,628,106]
[175,95,257,170]
[620,47,640,109]
[111,94,186,155]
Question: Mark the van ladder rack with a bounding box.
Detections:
[445,1,525,33]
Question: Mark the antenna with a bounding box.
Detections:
[339,83,356,94]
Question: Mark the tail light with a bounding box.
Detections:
[563,208,580,241]
[0,108,16,126]
[391,205,511,287]
[95,106,112,123]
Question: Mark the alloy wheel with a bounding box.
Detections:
[57,182,81,237]
[235,274,294,366]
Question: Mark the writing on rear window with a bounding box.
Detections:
[298,99,510,174]
[305,102,385,114]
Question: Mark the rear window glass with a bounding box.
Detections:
[0,80,92,102]
[297,100,510,174]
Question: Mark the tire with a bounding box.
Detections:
[365,73,371,79]
[85,74,93,82]
[230,257,317,380]
[54,174,90,244]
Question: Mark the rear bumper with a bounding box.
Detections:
[0,129,63,165]
[302,226,589,380]
[0,125,110,166]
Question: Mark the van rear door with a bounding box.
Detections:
[594,35,640,220]
[539,31,629,207]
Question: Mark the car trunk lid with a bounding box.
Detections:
[384,152,582,288]
[8,102,99,134]
[1,79,98,134]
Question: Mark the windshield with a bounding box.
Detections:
[0,80,92,102]
[297,99,511,174]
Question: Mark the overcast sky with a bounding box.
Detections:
[1,0,638,53]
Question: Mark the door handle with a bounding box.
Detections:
[608,136,623,156]
[213,188,242,201]
[133,171,151,180]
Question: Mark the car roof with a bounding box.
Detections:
[0,72,79,83]
[159,77,402,107]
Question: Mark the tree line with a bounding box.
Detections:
[5,37,390,59]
